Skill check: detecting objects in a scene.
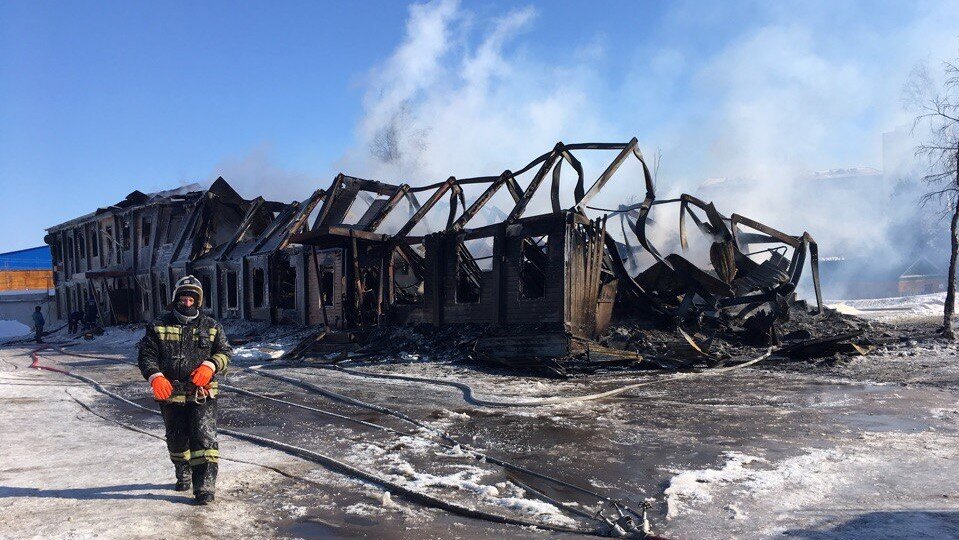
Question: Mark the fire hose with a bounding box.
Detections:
[23,346,660,538]
[254,347,773,408]
[52,345,655,528]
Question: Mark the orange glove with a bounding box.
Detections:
[150,374,173,400]
[191,362,215,387]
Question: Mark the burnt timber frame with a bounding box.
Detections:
[288,137,823,340]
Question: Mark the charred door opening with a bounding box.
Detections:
[455,239,486,304]
[276,258,296,310]
[159,282,167,309]
[226,271,238,310]
[252,268,265,308]
[520,235,548,299]
[199,275,212,308]
[320,267,335,307]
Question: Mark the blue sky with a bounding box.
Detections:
[2,0,958,252]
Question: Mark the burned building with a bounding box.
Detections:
[47,184,206,325]
[45,178,317,327]
[287,138,823,363]
[46,138,827,367]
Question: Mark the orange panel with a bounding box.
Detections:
[0,270,54,291]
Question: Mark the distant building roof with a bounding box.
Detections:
[0,246,52,270]
[807,167,882,180]
[899,256,945,279]
[47,182,208,232]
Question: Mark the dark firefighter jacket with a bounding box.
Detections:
[137,312,232,403]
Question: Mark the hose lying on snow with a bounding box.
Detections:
[27,347,650,538]
[239,349,771,531]
[262,347,773,408]
[52,346,651,535]
[244,364,654,526]
[65,389,310,483]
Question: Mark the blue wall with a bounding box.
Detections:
[0,246,52,270]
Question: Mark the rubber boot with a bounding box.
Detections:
[193,462,218,505]
[174,462,192,492]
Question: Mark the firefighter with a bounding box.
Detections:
[137,275,231,505]
[32,306,45,343]
[83,297,98,331]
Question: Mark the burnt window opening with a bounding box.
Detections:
[166,211,184,243]
[104,225,115,263]
[320,267,335,307]
[141,290,150,313]
[520,235,548,299]
[226,272,239,310]
[392,271,423,305]
[122,221,131,250]
[76,231,86,259]
[141,219,152,247]
[159,282,168,309]
[455,239,490,304]
[252,268,265,308]
[91,226,100,257]
[199,275,212,308]
[276,260,296,310]
[65,236,74,269]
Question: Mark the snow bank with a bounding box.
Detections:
[828,292,947,320]
[0,319,30,339]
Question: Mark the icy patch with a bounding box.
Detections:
[725,503,746,520]
[232,345,285,361]
[827,303,863,316]
[351,439,578,527]
[930,408,959,420]
[665,447,859,523]
[345,502,390,516]
[434,444,472,459]
[394,435,439,455]
[80,325,144,347]
[440,409,471,420]
[665,452,764,519]
[279,502,306,518]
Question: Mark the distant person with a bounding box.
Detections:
[83,298,98,330]
[32,306,44,343]
[137,276,232,505]
[68,310,83,334]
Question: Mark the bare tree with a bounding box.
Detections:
[908,56,959,338]
[651,147,663,188]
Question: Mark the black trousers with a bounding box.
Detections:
[159,399,219,494]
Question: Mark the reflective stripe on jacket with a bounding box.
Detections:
[137,312,232,402]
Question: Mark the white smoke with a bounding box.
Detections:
[334,1,959,297]
[208,143,319,204]
[338,0,613,186]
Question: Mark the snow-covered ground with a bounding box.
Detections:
[0,319,31,339]
[828,292,949,321]
[3,304,959,539]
